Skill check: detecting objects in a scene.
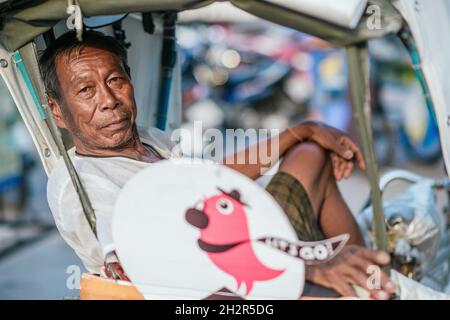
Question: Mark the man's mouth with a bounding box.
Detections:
[197,238,247,253]
[101,116,130,130]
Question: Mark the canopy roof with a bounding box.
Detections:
[0,0,402,51]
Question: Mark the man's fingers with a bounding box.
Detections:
[306,122,364,168]
[351,272,391,300]
[379,271,396,294]
[333,279,358,298]
[352,248,397,295]
[347,268,371,290]
[341,136,366,170]
[331,153,354,180]
[371,290,391,300]
[337,160,347,180]
[334,157,344,180]
[347,254,396,295]
[322,135,353,160]
[331,154,342,180]
[358,248,391,266]
[348,270,390,300]
[342,161,354,179]
[336,144,354,160]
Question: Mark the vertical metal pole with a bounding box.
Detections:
[156,12,177,131]
[44,106,98,237]
[347,43,388,253]
[19,43,97,237]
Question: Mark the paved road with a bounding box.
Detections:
[0,230,85,300]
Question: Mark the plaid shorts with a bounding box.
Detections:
[266,171,325,242]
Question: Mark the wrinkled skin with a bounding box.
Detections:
[49,46,156,162]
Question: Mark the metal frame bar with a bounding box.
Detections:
[0,45,58,175]
[347,43,387,252]
[156,12,178,130]
[0,42,98,237]
[21,42,97,237]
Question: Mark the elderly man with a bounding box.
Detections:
[42,31,395,299]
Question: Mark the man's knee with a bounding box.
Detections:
[278,142,332,200]
[277,142,333,216]
[280,142,331,177]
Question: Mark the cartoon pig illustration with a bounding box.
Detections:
[185,188,284,296]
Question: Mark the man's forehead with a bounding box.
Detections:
[54,46,122,78]
[56,46,120,68]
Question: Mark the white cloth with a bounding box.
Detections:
[47,127,180,274]
[263,0,368,29]
[390,270,450,300]
[393,0,450,181]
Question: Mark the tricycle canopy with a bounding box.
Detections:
[0,0,401,51]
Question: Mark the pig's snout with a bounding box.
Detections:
[185,208,209,229]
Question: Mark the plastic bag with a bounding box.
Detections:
[358,179,443,280]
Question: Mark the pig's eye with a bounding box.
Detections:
[216,198,234,215]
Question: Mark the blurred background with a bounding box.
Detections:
[0,4,446,299]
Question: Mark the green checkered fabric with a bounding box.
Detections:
[266,171,325,242]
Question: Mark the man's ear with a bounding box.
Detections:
[48,97,66,129]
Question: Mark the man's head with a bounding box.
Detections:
[40,30,138,152]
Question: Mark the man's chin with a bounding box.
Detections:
[97,129,136,150]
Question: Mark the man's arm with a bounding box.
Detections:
[221,121,365,180]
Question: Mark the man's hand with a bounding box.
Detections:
[290,121,366,180]
[223,120,365,181]
[305,245,396,300]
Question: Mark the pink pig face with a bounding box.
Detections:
[186,189,250,246]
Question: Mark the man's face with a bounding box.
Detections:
[52,46,137,150]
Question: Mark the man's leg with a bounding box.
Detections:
[277,142,364,246]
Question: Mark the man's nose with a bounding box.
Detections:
[185,208,209,229]
[98,84,120,111]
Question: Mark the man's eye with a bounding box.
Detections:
[110,77,124,82]
[76,86,94,97]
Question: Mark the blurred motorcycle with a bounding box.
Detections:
[370,36,442,166]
